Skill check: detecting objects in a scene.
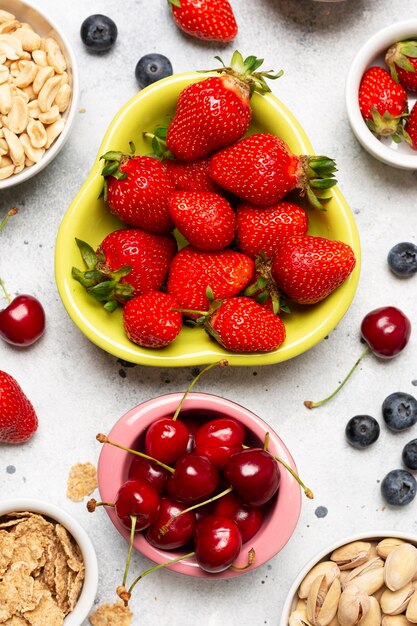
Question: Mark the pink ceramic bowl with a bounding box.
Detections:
[97,392,302,578]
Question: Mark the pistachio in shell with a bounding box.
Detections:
[380,582,415,615]
[337,585,370,626]
[377,538,408,560]
[307,574,341,626]
[299,562,341,599]
[385,544,417,591]
[331,542,372,571]
[343,557,385,595]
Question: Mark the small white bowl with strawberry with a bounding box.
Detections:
[346,20,417,169]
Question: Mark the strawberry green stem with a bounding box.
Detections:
[171,360,229,421]
[230,548,256,570]
[159,486,234,536]
[122,516,137,587]
[304,346,370,410]
[172,307,208,317]
[127,551,195,596]
[96,433,175,474]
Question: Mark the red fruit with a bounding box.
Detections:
[361,306,411,358]
[358,66,409,141]
[386,40,417,92]
[207,296,286,353]
[210,133,337,210]
[194,515,242,573]
[146,497,196,550]
[167,453,219,504]
[236,201,308,259]
[72,229,177,311]
[0,371,38,443]
[145,418,189,465]
[271,235,356,305]
[102,153,176,234]
[123,292,182,348]
[194,417,246,469]
[405,101,417,150]
[0,295,45,346]
[169,191,236,251]
[114,478,160,531]
[168,0,237,43]
[128,456,170,492]
[165,158,221,193]
[214,492,263,543]
[166,52,282,161]
[225,448,280,507]
[167,246,254,317]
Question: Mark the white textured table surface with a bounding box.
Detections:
[1,1,417,624]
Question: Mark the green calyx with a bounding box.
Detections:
[205,50,283,96]
[365,106,412,145]
[244,252,289,315]
[299,155,338,211]
[385,40,417,83]
[143,127,174,160]
[99,142,136,202]
[168,0,181,7]
[71,238,134,312]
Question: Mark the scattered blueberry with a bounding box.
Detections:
[388,242,417,277]
[382,392,417,432]
[402,439,417,470]
[381,469,417,506]
[80,15,118,52]
[345,415,380,448]
[135,54,173,89]
[315,506,328,518]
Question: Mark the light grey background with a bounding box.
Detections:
[1,1,417,624]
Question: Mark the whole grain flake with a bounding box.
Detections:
[89,601,133,626]
[67,462,98,502]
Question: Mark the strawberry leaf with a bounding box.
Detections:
[75,238,98,270]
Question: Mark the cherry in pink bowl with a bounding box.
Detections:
[97,392,302,578]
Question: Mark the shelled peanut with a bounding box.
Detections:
[289,538,417,626]
[0,9,71,179]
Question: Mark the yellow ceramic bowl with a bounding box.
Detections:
[55,72,360,367]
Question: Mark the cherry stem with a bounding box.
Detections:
[122,515,137,588]
[230,547,256,570]
[304,345,370,410]
[127,551,195,596]
[159,486,234,536]
[0,208,18,304]
[96,433,176,474]
[86,498,115,512]
[263,432,270,451]
[171,360,229,421]
[0,276,11,304]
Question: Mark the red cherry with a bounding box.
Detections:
[128,456,169,492]
[145,417,189,464]
[146,497,196,550]
[214,492,263,543]
[167,453,219,503]
[181,416,200,453]
[194,417,246,469]
[115,478,160,531]
[225,449,280,507]
[194,515,242,573]
[0,295,45,346]
[361,306,411,358]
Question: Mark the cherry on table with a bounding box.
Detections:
[214,491,263,543]
[146,497,196,550]
[194,514,242,573]
[0,294,45,347]
[167,453,219,504]
[194,417,246,469]
[114,478,160,530]
[225,448,280,507]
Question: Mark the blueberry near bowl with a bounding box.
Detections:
[96,392,302,579]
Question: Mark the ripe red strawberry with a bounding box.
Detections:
[123,292,182,348]
[166,158,221,193]
[0,371,38,444]
[358,66,409,142]
[405,101,417,150]
[386,40,417,92]
[72,229,177,311]
[166,52,282,161]
[210,133,337,210]
[271,235,356,305]
[236,201,308,259]
[168,0,237,42]
[167,246,254,316]
[101,152,175,234]
[206,297,286,352]
[169,191,236,251]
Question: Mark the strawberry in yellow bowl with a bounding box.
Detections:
[55,52,360,367]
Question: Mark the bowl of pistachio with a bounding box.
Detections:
[280,531,417,625]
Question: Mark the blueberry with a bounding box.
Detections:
[381,469,417,506]
[135,54,173,89]
[382,392,417,432]
[403,439,417,470]
[388,242,417,277]
[80,15,117,52]
[345,415,380,448]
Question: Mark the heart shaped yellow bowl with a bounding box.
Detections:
[55,72,360,367]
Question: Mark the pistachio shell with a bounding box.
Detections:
[385,544,417,591]
[290,610,314,626]
[382,616,414,626]
[380,583,415,615]
[299,562,341,599]
[357,596,381,625]
[331,543,372,571]
[307,574,341,626]
[377,538,408,560]
[343,558,385,595]
[337,585,370,626]
[406,588,417,623]
[373,584,388,602]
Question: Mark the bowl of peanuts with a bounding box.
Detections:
[0,0,79,188]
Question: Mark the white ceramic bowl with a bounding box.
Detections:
[279,530,417,625]
[0,0,79,189]
[0,498,98,625]
[346,20,417,170]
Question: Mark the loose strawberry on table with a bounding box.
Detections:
[0,371,38,444]
[168,0,238,43]
[123,292,182,349]
[385,40,417,92]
